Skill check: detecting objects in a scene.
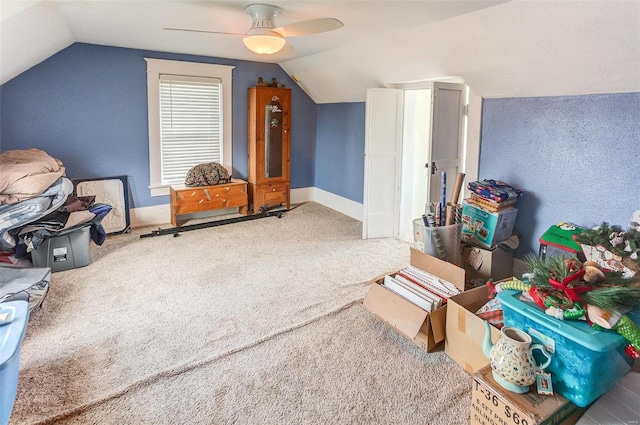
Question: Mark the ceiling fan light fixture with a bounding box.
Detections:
[243,33,286,54]
[167,4,341,56]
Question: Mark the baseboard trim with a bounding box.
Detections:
[129,204,171,228]
[290,187,314,204]
[312,188,363,221]
[130,187,363,228]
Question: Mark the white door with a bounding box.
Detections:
[362,88,403,239]
[427,82,467,208]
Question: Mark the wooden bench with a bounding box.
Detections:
[169,179,248,227]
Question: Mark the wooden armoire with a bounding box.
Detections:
[247,86,291,214]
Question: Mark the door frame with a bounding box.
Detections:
[363,81,481,240]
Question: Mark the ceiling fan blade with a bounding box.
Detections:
[281,42,295,55]
[273,18,343,38]
[163,27,245,37]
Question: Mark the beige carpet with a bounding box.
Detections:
[10,202,472,424]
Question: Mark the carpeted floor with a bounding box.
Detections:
[10,202,472,424]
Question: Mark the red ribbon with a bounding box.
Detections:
[528,287,547,310]
[547,269,595,302]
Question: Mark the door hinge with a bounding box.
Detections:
[464,104,469,116]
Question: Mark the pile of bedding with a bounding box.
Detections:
[0,149,110,266]
[1,148,66,205]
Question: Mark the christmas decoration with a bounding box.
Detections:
[575,222,640,276]
[488,255,640,358]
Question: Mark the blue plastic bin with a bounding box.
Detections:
[0,301,30,425]
[498,289,640,407]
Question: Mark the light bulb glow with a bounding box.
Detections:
[243,34,286,54]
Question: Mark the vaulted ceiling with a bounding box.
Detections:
[1,1,639,103]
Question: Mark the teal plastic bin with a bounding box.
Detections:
[0,301,30,425]
[498,289,639,407]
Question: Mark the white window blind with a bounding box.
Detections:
[159,74,223,185]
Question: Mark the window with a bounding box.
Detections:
[159,75,221,183]
[145,59,234,196]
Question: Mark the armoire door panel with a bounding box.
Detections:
[247,86,291,214]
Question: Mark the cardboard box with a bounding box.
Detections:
[363,248,465,352]
[471,366,584,425]
[462,200,518,248]
[462,244,513,282]
[445,284,502,373]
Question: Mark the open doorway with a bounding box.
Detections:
[400,82,468,241]
[398,88,431,241]
[363,82,471,241]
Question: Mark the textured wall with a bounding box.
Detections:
[315,103,365,203]
[480,93,640,259]
[0,43,317,208]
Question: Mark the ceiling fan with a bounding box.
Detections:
[164,3,343,55]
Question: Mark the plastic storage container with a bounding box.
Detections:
[0,301,30,425]
[412,219,462,266]
[498,289,640,407]
[31,225,91,272]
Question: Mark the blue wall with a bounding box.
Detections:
[0,43,317,208]
[480,93,640,258]
[3,42,637,256]
[315,102,365,203]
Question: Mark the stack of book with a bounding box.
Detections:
[383,265,460,312]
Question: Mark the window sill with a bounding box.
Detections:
[150,185,170,197]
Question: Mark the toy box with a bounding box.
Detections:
[461,200,517,249]
[0,301,30,425]
[538,223,585,261]
[498,289,640,407]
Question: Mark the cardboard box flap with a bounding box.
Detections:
[445,285,503,374]
[363,282,429,339]
[410,248,465,292]
[430,306,447,343]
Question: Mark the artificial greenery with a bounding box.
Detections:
[524,254,640,313]
[583,286,640,313]
[525,253,575,283]
[575,222,640,267]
